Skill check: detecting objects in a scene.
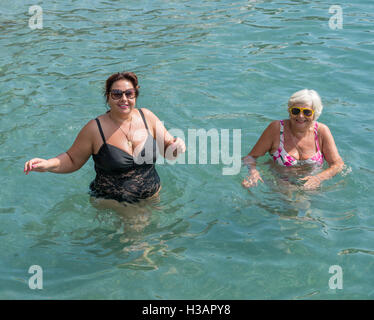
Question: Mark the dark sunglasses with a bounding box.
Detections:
[110,89,136,100]
[288,106,314,118]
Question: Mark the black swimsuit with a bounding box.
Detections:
[89,109,160,204]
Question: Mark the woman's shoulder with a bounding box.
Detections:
[139,107,156,118]
[90,113,111,126]
[138,107,160,125]
[95,112,109,120]
[270,119,282,126]
[315,121,329,133]
[259,120,280,141]
[267,120,281,132]
[315,122,334,141]
[81,114,107,134]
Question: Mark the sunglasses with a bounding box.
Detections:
[288,106,314,118]
[110,89,136,100]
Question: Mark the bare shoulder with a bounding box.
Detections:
[249,120,279,156]
[258,120,280,143]
[81,118,99,135]
[268,120,280,129]
[67,118,99,157]
[266,120,280,135]
[96,112,109,123]
[316,122,332,137]
[139,107,158,120]
[138,107,161,128]
[76,117,104,143]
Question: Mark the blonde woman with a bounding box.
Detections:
[242,89,344,190]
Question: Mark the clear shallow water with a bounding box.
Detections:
[1,0,374,299]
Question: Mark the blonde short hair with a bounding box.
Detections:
[288,89,323,120]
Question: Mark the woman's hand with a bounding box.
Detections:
[242,169,264,188]
[166,137,186,158]
[242,155,256,167]
[300,175,322,190]
[24,158,54,175]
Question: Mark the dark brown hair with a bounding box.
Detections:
[104,71,140,103]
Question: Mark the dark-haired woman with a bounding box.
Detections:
[24,72,186,205]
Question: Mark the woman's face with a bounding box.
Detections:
[288,102,315,129]
[107,79,137,116]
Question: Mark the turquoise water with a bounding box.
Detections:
[1,0,374,299]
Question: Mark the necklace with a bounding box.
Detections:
[109,113,133,149]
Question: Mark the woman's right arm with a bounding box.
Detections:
[242,121,277,188]
[24,120,96,175]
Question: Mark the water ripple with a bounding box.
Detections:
[1,0,374,299]
[338,248,374,256]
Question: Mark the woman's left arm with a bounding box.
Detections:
[141,108,186,160]
[302,123,344,189]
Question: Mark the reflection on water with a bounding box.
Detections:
[3,0,372,299]
[247,160,351,228]
[338,248,374,256]
[267,159,323,189]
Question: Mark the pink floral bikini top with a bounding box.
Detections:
[272,120,324,167]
